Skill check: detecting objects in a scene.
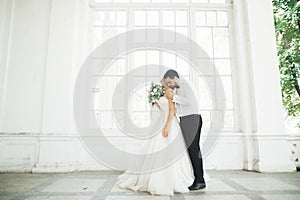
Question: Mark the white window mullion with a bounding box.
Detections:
[126,6,135,131]
[226,6,238,130]
[159,9,163,75]
[189,7,197,89]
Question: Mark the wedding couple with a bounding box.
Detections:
[117,69,208,195]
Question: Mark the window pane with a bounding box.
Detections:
[152,0,170,2]
[94,11,104,26]
[147,50,159,65]
[176,10,187,26]
[104,11,116,26]
[206,11,217,26]
[132,0,151,2]
[112,111,125,129]
[214,59,231,75]
[201,111,211,132]
[176,56,189,76]
[102,27,127,42]
[198,76,214,109]
[192,0,209,3]
[147,29,160,43]
[210,0,227,3]
[172,0,189,3]
[224,111,234,128]
[196,11,206,26]
[196,27,213,58]
[105,59,118,75]
[163,11,175,26]
[198,59,214,75]
[98,111,112,129]
[162,51,176,67]
[94,0,112,2]
[117,58,127,75]
[147,11,159,26]
[116,11,127,26]
[130,86,147,112]
[133,27,146,43]
[176,27,188,43]
[114,0,130,2]
[93,27,103,49]
[217,11,228,26]
[216,76,233,109]
[135,11,146,26]
[133,51,147,68]
[213,28,230,58]
[162,27,175,43]
[96,77,119,109]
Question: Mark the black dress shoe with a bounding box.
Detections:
[188,182,206,190]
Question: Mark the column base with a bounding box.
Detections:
[243,134,296,172]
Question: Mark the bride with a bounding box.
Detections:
[116,79,209,195]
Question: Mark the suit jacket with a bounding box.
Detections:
[172,78,201,121]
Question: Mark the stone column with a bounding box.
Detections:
[32,0,93,172]
[233,0,295,172]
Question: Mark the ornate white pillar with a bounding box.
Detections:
[32,0,93,172]
[233,0,295,172]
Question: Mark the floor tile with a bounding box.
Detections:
[262,194,300,200]
[207,178,236,192]
[24,196,92,200]
[0,196,14,200]
[189,178,235,193]
[1,171,300,200]
[230,178,300,191]
[41,178,105,193]
[185,195,251,200]
[105,196,170,200]
[0,178,48,192]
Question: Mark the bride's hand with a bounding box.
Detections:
[166,88,174,99]
[162,127,169,137]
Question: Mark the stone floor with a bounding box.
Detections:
[0,170,300,200]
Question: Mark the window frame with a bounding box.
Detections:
[90,0,238,133]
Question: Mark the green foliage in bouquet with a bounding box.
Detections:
[148,82,165,106]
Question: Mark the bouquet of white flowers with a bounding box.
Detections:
[148,82,165,106]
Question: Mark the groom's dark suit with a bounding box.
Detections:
[172,78,205,184]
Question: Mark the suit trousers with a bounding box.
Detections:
[179,114,204,183]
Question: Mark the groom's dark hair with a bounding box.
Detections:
[163,69,179,79]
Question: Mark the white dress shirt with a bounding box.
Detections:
[172,78,201,121]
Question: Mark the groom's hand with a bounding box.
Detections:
[166,89,174,99]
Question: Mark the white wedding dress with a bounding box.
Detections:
[116,96,209,195]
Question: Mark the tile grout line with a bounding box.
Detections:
[220,178,266,200]
[91,175,118,200]
[9,178,57,200]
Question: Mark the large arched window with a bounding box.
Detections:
[90,0,235,139]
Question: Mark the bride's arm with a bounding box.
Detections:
[154,101,161,110]
[162,97,176,137]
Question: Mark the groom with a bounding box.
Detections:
[163,69,206,190]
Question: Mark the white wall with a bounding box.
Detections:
[0,0,297,172]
